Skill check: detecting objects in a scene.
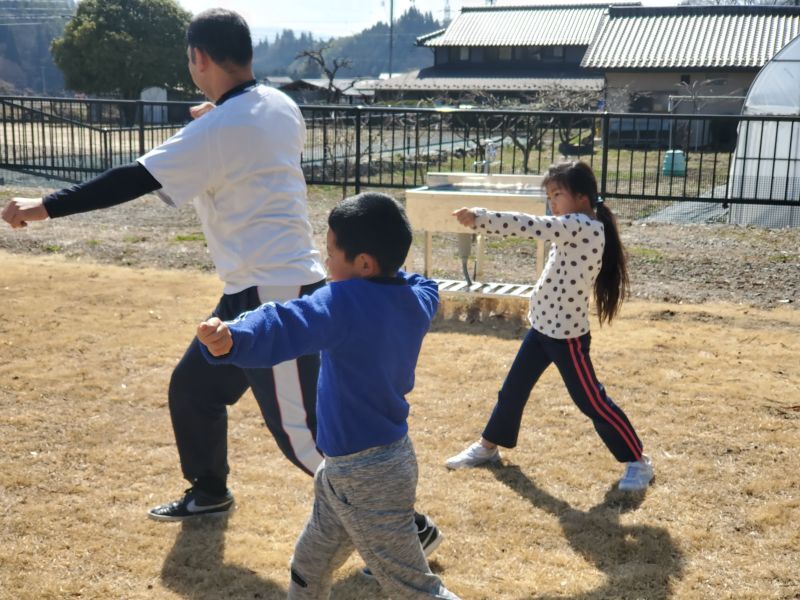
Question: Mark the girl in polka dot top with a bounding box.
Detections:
[445,161,653,492]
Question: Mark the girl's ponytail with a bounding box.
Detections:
[594,200,628,324]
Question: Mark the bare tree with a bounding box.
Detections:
[297,43,356,104]
[413,86,601,171]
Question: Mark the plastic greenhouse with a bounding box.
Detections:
[729,35,800,227]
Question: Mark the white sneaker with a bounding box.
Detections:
[618,455,654,491]
[445,442,500,470]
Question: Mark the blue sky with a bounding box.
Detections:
[175,0,681,40]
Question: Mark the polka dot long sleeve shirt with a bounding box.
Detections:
[474,208,605,339]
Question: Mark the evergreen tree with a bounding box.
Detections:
[252,8,440,78]
[51,0,192,99]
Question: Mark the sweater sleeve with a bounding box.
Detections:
[200,287,341,369]
[473,208,577,243]
[43,163,162,218]
[402,271,440,322]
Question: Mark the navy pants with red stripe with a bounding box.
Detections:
[482,328,643,463]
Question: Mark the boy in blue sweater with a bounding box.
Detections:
[197,193,459,600]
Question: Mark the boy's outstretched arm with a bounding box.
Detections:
[198,288,342,369]
[197,317,233,357]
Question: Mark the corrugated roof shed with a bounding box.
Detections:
[373,68,604,92]
[419,4,621,48]
[582,5,800,70]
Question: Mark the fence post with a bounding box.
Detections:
[600,111,610,199]
[138,100,145,157]
[354,106,362,194]
[102,128,111,171]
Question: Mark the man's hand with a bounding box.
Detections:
[190,101,215,120]
[2,197,48,229]
[452,207,479,228]
[197,317,233,357]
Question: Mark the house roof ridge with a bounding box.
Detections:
[462,2,639,12]
[416,28,447,45]
[608,5,800,18]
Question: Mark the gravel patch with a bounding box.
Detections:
[1,185,797,309]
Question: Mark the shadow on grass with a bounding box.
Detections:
[161,518,389,599]
[161,517,284,600]
[433,295,531,338]
[330,569,385,598]
[490,465,684,600]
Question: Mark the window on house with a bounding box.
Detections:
[499,47,512,61]
[460,47,470,61]
[540,46,565,61]
[484,47,500,62]
[681,74,691,85]
[630,94,654,113]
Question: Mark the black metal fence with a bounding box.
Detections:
[2,95,799,225]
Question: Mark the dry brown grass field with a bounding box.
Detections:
[1,246,799,600]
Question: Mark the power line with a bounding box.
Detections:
[0,16,71,25]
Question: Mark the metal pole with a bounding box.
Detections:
[600,111,609,200]
[354,106,362,194]
[138,100,145,156]
[389,0,394,78]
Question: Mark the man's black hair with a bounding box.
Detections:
[187,8,252,68]
[328,193,413,276]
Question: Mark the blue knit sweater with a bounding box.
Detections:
[200,272,439,456]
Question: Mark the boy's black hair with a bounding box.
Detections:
[328,193,412,276]
[187,9,252,68]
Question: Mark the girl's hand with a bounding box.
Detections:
[197,317,233,356]
[453,207,479,228]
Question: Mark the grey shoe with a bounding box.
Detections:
[445,442,500,470]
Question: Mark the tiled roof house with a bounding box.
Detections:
[584,5,800,112]
[374,2,800,113]
[374,3,614,102]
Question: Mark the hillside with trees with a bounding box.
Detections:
[0,0,75,94]
[253,7,441,78]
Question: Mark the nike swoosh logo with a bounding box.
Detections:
[186,498,230,513]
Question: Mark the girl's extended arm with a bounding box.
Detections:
[454,207,567,242]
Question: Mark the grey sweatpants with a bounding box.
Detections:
[288,435,460,600]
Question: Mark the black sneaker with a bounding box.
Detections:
[417,514,443,557]
[361,514,444,578]
[148,487,234,521]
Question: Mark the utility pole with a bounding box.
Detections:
[388,0,394,78]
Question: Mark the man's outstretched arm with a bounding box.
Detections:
[1,163,162,229]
